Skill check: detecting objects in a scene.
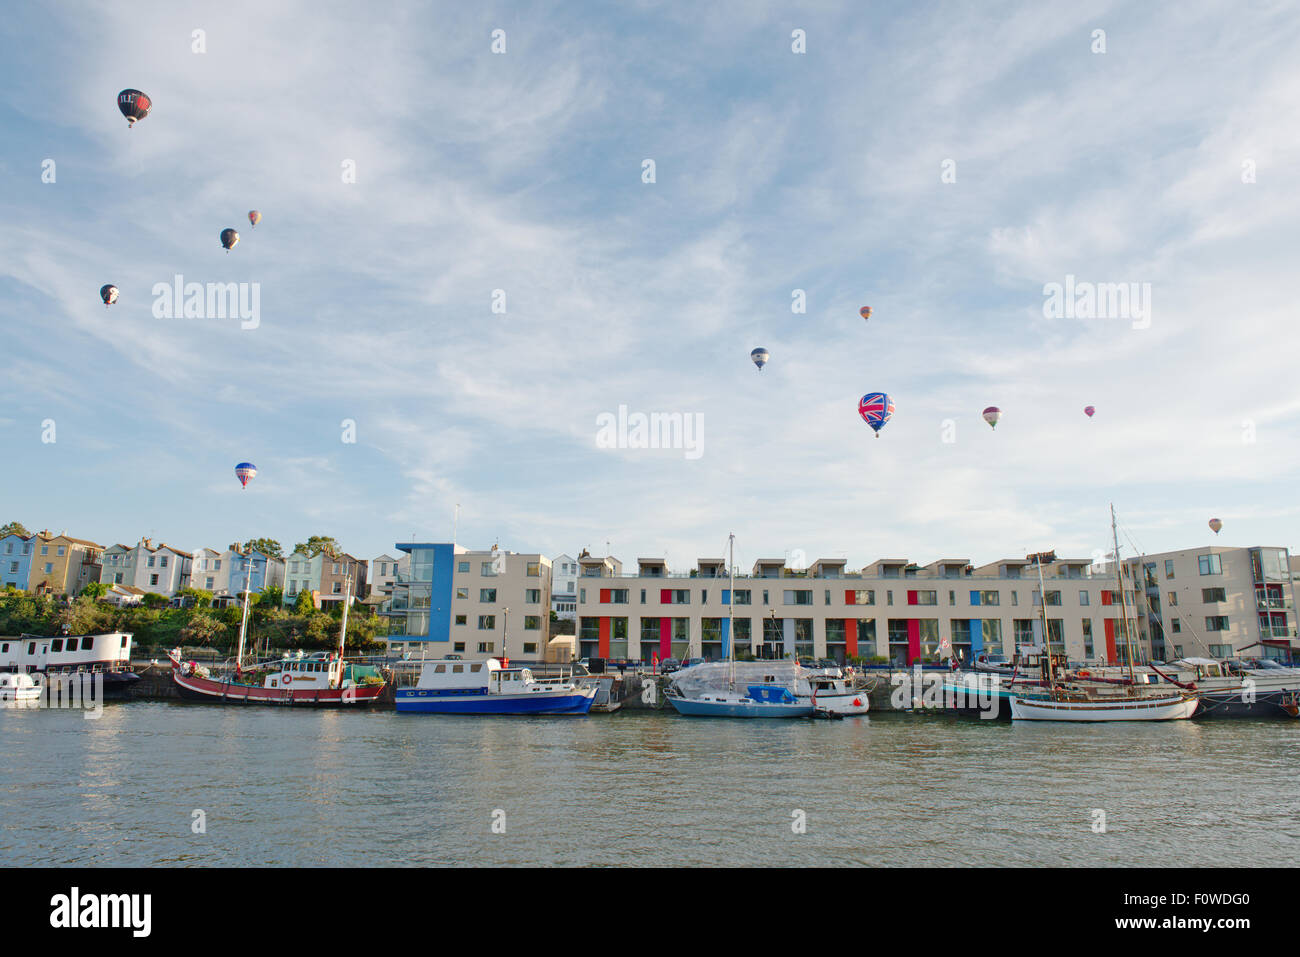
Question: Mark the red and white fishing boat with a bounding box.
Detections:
[167,648,385,706]
[167,565,385,707]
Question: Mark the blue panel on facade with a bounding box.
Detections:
[969,590,981,606]
[721,588,731,606]
[969,618,983,653]
[721,617,730,657]
[396,542,456,643]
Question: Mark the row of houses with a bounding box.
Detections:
[0,530,410,611]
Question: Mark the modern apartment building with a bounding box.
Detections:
[550,552,578,620]
[1124,545,1297,661]
[30,530,104,596]
[368,553,409,600]
[383,544,552,661]
[574,553,1149,666]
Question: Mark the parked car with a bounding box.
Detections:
[660,658,681,673]
[682,657,707,669]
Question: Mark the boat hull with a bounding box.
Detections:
[667,695,813,718]
[809,690,870,716]
[1010,694,1198,721]
[394,688,594,715]
[1195,689,1300,719]
[171,666,383,707]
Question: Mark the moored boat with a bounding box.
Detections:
[667,683,814,718]
[1,632,140,697]
[0,671,42,704]
[1009,690,1199,721]
[394,657,596,714]
[168,649,386,706]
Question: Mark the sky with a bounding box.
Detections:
[2,0,1298,573]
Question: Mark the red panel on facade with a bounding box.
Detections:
[598,616,610,658]
[1101,590,1113,606]
[600,588,610,604]
[907,619,920,664]
[907,590,918,606]
[1104,618,1117,663]
[659,617,671,659]
[845,618,858,658]
[845,589,856,606]
[661,588,672,605]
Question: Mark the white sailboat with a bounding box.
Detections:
[1009,506,1199,722]
[667,534,814,718]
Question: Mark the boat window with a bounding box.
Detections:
[82,637,94,651]
[121,636,128,647]
[52,640,63,652]
[470,663,482,672]
[28,643,35,654]
[453,664,464,673]
[434,664,447,673]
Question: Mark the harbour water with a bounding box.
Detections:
[2,703,1297,867]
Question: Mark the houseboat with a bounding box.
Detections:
[0,632,139,697]
[395,658,597,714]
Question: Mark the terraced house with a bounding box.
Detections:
[98,538,192,597]
[27,530,103,596]
[1,533,35,590]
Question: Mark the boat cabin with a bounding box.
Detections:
[0,633,133,674]
[261,653,343,689]
[413,658,555,694]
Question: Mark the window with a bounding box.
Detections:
[701,590,707,604]
[478,615,496,630]
[1045,590,1061,606]
[458,561,470,573]
[1079,590,1089,606]
[608,589,628,604]
[1208,644,1231,658]
[1082,619,1094,658]
[826,590,833,606]
[526,562,540,576]
[1167,592,1177,606]
[1201,587,1226,603]
[849,590,875,605]
[1198,554,1222,576]
[478,642,495,653]
[666,589,690,604]
[1171,619,1181,634]
[1165,559,1175,579]
[206,577,214,589]
[57,546,66,557]
[1205,616,1229,632]
[455,615,467,625]
[733,589,751,605]
[150,574,159,586]
[454,642,465,653]
[480,588,497,603]
[332,582,342,594]
[481,562,497,577]
[948,590,955,606]
[41,546,48,555]
[524,615,541,630]
[526,589,541,603]
[332,563,341,574]
[783,590,812,605]
[147,556,156,568]
[52,639,63,652]
[914,590,937,606]
[114,573,123,584]
[160,555,168,567]
[640,588,646,604]
[762,589,769,605]
[456,587,468,599]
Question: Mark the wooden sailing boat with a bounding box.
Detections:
[1009,506,1199,721]
[169,565,386,707]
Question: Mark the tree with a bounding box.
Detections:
[80,581,109,600]
[176,587,213,608]
[141,593,169,609]
[243,538,284,560]
[294,536,340,558]
[293,589,316,615]
[259,585,284,609]
[180,613,228,647]
[0,521,30,538]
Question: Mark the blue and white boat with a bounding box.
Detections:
[667,683,814,718]
[395,658,597,715]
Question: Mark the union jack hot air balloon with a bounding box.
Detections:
[235,462,257,488]
[859,306,872,321]
[982,406,1001,429]
[858,392,894,438]
[248,210,262,228]
[1084,406,1095,418]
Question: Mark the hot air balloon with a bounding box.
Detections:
[117,89,152,128]
[99,284,118,307]
[1084,406,1095,418]
[235,463,258,489]
[859,306,872,322]
[982,406,1001,429]
[248,210,261,228]
[220,228,240,252]
[750,347,769,370]
[858,392,894,438]
[1208,518,1222,535]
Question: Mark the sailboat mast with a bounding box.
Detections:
[337,568,352,679]
[1033,552,1055,692]
[728,533,735,692]
[235,552,253,670]
[1111,504,1136,683]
